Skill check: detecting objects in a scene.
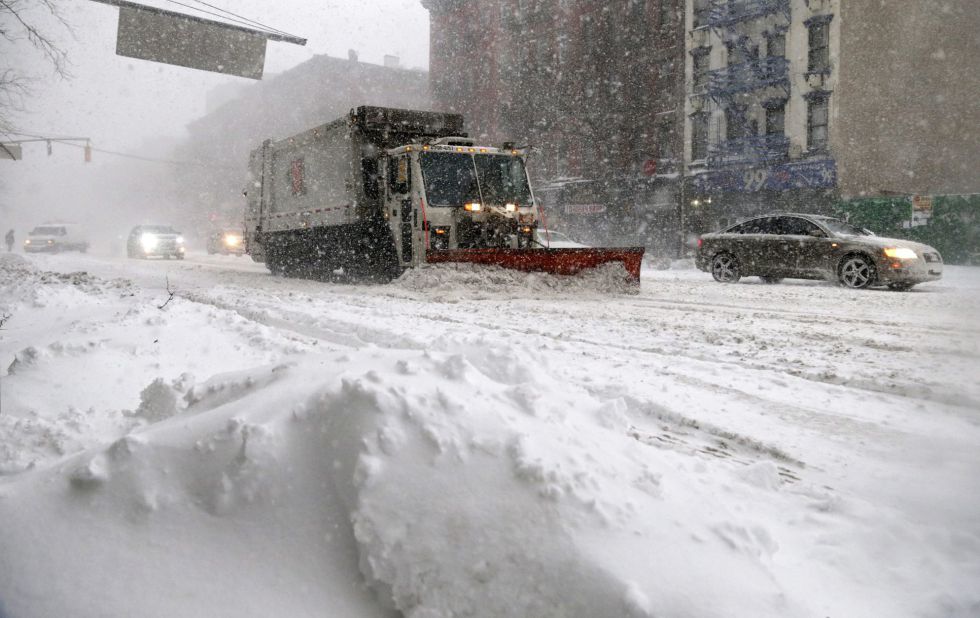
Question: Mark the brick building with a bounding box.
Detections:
[422,0,687,252]
[683,0,979,238]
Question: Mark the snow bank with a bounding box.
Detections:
[0,253,133,311]
[4,338,976,617]
[3,254,979,618]
[391,262,637,299]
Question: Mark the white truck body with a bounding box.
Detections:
[244,106,540,281]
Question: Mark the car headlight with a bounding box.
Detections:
[140,233,159,251]
[24,239,31,245]
[223,234,241,247]
[884,247,918,260]
[176,236,185,244]
[463,202,482,212]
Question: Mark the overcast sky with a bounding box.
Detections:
[5,0,430,150]
[0,0,430,230]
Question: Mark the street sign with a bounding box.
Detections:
[116,6,268,79]
[0,144,23,160]
[911,195,933,214]
[89,0,306,80]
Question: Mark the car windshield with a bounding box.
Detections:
[29,226,65,236]
[818,218,872,236]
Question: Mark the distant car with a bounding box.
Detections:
[23,223,89,253]
[127,225,185,259]
[206,229,246,256]
[537,229,589,248]
[695,213,943,291]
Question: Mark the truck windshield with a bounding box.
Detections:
[419,152,480,207]
[474,155,532,206]
[420,152,532,207]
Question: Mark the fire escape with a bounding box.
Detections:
[705,0,791,168]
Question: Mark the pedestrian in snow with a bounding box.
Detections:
[4,229,13,252]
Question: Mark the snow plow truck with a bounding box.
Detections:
[244,106,644,284]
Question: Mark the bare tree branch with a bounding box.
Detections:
[0,0,72,78]
[157,277,176,310]
[0,0,73,130]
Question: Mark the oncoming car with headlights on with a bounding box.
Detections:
[127,225,186,260]
[696,213,943,291]
[207,229,246,256]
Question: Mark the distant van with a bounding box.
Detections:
[24,223,90,253]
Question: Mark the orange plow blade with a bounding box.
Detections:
[425,247,646,285]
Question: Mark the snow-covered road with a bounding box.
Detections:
[2,250,979,617]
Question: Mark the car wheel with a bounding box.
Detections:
[760,276,782,284]
[887,282,915,291]
[838,254,876,289]
[711,253,741,283]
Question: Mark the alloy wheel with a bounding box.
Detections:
[839,256,874,289]
[711,254,740,283]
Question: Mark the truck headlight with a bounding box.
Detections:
[884,247,917,260]
[176,236,185,244]
[141,233,159,251]
[223,234,241,247]
[24,239,31,245]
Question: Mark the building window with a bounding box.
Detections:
[659,0,673,27]
[656,119,674,160]
[692,50,710,90]
[693,0,709,28]
[766,103,785,136]
[629,0,646,21]
[556,34,569,66]
[725,105,747,141]
[767,32,786,58]
[808,21,831,72]
[807,96,829,150]
[691,113,709,161]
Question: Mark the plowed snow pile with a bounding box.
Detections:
[1,256,978,618]
[391,262,637,298]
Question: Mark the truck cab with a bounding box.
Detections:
[383,138,539,269]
